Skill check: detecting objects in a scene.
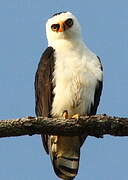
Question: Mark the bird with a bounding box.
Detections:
[35,11,103,180]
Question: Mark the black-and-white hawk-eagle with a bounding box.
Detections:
[35,11,103,180]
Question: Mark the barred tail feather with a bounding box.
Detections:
[49,136,80,180]
[54,156,79,180]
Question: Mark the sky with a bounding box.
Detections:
[0,0,128,180]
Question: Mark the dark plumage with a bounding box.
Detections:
[35,46,55,153]
[52,11,67,17]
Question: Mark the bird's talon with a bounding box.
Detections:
[72,114,80,120]
[62,110,68,119]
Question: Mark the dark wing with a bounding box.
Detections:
[35,46,55,153]
[89,56,103,115]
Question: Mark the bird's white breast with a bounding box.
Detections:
[50,39,103,117]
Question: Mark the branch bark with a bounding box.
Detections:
[0,114,128,138]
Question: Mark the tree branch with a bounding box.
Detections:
[0,114,128,138]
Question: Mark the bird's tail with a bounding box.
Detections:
[49,135,80,180]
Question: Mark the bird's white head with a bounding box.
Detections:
[46,12,82,44]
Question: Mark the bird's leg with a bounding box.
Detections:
[63,110,80,120]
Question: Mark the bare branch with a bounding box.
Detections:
[0,114,128,138]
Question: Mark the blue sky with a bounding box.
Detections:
[0,0,128,180]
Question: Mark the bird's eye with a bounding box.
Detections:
[51,24,60,31]
[65,18,73,27]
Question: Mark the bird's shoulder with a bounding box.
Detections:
[38,46,55,67]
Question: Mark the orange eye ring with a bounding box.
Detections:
[51,24,60,31]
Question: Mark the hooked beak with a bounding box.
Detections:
[58,21,65,32]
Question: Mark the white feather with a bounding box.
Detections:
[50,39,103,117]
[46,12,103,117]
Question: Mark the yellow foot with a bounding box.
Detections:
[72,114,80,120]
[62,110,68,119]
